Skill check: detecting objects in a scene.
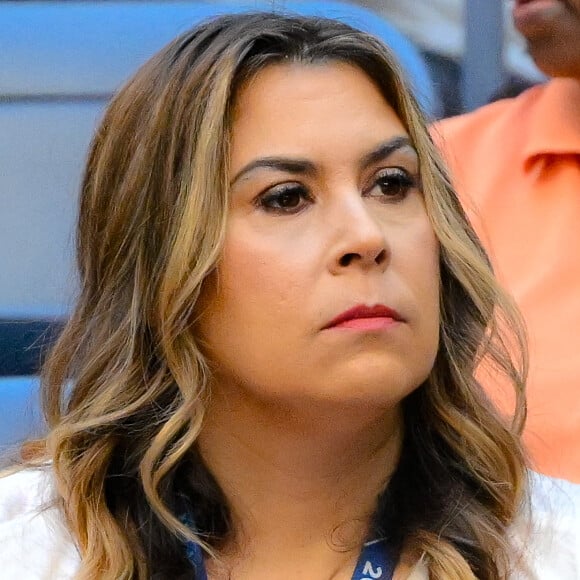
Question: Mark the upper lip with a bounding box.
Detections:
[323,304,404,329]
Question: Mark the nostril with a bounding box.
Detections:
[339,253,358,267]
[375,249,387,264]
[339,249,387,268]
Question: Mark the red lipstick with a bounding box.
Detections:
[323,304,403,331]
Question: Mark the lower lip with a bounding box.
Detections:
[330,317,399,331]
[513,0,564,28]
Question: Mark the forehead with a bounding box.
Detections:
[229,62,409,168]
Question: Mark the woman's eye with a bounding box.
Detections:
[370,168,417,201]
[256,184,312,214]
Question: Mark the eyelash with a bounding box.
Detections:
[370,167,418,200]
[255,167,418,215]
[255,183,313,215]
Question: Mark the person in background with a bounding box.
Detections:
[435,0,580,482]
[355,0,543,117]
[0,12,579,580]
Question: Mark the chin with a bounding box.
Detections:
[525,36,580,78]
[533,59,580,78]
[322,368,426,409]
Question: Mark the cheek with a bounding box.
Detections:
[197,227,318,391]
[420,225,441,316]
[423,231,442,359]
[397,217,441,336]
[399,216,440,291]
[389,219,440,388]
[210,228,312,330]
[421,227,441,297]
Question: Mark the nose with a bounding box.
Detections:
[329,197,389,275]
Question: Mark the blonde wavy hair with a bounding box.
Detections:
[23,12,528,580]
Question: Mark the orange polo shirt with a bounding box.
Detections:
[435,78,580,482]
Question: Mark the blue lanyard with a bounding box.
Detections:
[184,535,208,580]
[352,538,395,580]
[184,535,395,580]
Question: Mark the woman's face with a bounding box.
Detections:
[198,62,440,412]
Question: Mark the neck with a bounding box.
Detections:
[197,389,404,578]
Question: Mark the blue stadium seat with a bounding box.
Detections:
[0,376,44,448]
[0,317,64,377]
[0,1,436,115]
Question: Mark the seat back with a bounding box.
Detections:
[0,376,44,448]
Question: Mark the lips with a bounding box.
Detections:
[514,0,564,5]
[323,304,404,330]
[513,0,568,23]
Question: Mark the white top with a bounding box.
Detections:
[0,468,579,579]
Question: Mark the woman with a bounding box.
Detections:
[0,12,578,580]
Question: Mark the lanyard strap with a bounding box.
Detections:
[184,536,395,580]
[184,536,208,580]
[352,538,395,580]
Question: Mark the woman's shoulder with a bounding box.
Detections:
[510,471,580,578]
[0,467,80,579]
[528,470,580,514]
[0,467,51,516]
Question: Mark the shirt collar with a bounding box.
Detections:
[523,78,580,165]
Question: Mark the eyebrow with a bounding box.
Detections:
[230,158,316,187]
[229,135,416,187]
[360,136,416,168]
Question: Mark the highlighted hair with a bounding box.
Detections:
[25,13,527,579]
